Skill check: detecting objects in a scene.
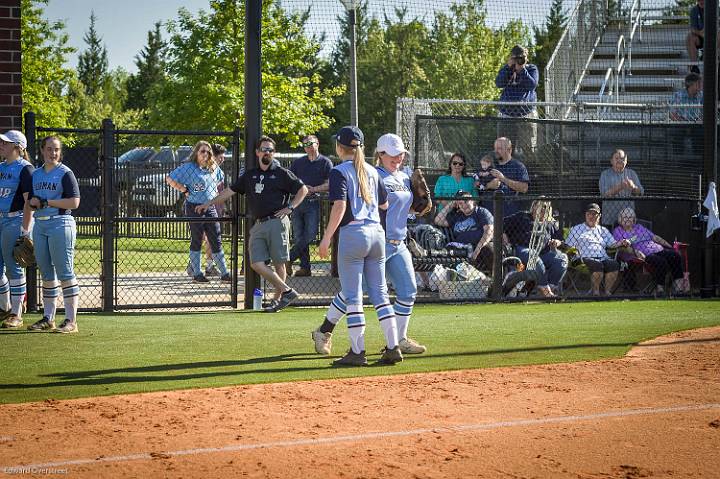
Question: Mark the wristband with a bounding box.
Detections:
[287,204,295,211]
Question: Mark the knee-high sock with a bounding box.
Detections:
[393,299,414,341]
[42,280,61,320]
[9,277,26,317]
[320,293,347,334]
[375,302,398,349]
[346,303,366,354]
[211,251,229,276]
[189,250,202,276]
[0,274,9,312]
[61,279,80,322]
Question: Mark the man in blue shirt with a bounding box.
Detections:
[483,137,530,217]
[670,73,703,121]
[495,45,539,157]
[288,135,332,277]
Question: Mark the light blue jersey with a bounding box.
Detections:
[0,159,33,213]
[30,163,80,217]
[377,166,412,241]
[169,162,224,204]
[328,160,386,226]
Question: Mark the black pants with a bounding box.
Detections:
[645,249,683,285]
[185,202,222,253]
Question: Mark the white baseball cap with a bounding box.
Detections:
[376,133,408,156]
[0,130,27,149]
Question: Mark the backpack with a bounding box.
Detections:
[413,224,447,252]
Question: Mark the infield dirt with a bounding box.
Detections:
[1,326,718,478]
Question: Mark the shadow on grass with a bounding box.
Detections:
[2,336,716,391]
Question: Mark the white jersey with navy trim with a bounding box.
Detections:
[377,166,412,241]
[30,163,80,217]
[0,159,33,213]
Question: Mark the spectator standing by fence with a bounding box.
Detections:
[433,153,477,212]
[288,134,332,278]
[0,130,33,329]
[599,149,644,227]
[26,136,82,333]
[202,143,228,276]
[198,135,307,312]
[167,141,231,284]
[484,137,530,217]
[495,45,539,157]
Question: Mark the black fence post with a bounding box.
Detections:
[23,112,38,313]
[491,191,504,301]
[101,118,115,312]
[230,127,241,309]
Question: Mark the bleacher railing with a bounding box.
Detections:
[544,0,609,117]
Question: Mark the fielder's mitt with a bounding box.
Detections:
[13,236,35,268]
[410,168,432,216]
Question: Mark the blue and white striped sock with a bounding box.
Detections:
[61,279,80,322]
[42,280,61,321]
[9,277,26,317]
[393,299,414,341]
[346,303,366,354]
[375,302,398,349]
[0,274,9,312]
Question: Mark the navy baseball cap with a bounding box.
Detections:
[336,126,364,148]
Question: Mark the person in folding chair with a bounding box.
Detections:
[612,207,689,296]
[565,203,630,296]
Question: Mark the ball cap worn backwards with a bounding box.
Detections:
[0,130,27,149]
[336,125,364,147]
[376,133,409,157]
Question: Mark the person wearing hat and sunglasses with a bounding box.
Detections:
[0,130,35,329]
[565,203,631,296]
[288,134,332,277]
[311,133,426,358]
[311,126,401,367]
[197,135,308,312]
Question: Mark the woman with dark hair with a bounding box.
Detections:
[0,130,34,329]
[166,140,230,283]
[26,136,82,333]
[432,152,477,212]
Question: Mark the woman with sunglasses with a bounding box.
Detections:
[433,152,477,212]
[166,140,230,283]
[26,136,81,333]
[0,130,34,329]
[311,126,401,367]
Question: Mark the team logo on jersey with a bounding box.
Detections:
[33,181,58,191]
[255,175,265,194]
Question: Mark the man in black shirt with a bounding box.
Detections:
[198,135,308,312]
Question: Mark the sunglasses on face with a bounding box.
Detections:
[198,149,211,155]
[302,141,316,147]
[260,147,275,153]
[451,161,465,166]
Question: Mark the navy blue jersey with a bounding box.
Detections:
[447,206,494,246]
[0,159,34,213]
[30,163,80,216]
[328,160,387,227]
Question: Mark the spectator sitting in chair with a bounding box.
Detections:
[503,199,568,297]
[433,152,477,212]
[599,149,643,227]
[670,72,703,122]
[686,0,720,72]
[612,207,689,296]
[565,203,630,296]
[434,190,494,270]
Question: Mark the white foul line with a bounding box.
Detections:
[4,403,719,471]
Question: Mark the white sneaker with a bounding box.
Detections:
[311,329,332,355]
[399,337,426,354]
[55,319,78,334]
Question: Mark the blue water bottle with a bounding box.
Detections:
[253,288,263,311]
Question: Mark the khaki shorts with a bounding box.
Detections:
[249,216,290,264]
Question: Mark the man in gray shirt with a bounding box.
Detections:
[599,149,644,226]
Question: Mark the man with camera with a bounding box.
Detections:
[495,45,539,158]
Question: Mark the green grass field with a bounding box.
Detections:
[1,300,718,404]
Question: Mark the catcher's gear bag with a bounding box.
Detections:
[501,256,539,297]
[410,168,432,216]
[413,224,446,252]
[13,236,35,268]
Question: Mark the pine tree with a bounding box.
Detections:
[125,22,166,111]
[533,0,568,100]
[77,11,108,96]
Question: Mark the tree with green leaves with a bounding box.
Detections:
[533,0,567,100]
[662,0,696,24]
[147,0,343,146]
[125,22,167,111]
[77,11,109,97]
[20,0,75,128]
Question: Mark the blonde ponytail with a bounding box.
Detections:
[338,143,372,205]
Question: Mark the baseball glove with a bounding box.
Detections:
[13,236,35,268]
[410,168,433,216]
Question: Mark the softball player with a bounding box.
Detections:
[0,130,34,329]
[312,126,401,366]
[166,141,230,283]
[312,134,426,357]
[26,136,81,333]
